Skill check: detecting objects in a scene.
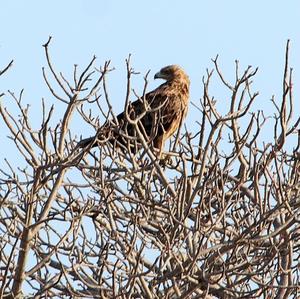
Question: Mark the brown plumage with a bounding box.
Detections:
[78,65,190,154]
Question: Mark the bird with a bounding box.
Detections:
[78,65,190,156]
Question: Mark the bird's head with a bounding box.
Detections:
[154,65,189,85]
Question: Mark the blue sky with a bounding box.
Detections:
[1,0,300,162]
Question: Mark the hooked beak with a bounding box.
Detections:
[154,71,162,80]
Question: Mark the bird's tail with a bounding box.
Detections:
[76,125,113,150]
[76,136,98,149]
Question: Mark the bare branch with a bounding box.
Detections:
[1,41,299,298]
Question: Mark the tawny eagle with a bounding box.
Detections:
[78,65,190,154]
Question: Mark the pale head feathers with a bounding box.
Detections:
[154,65,190,86]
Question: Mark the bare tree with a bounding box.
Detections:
[0,38,299,298]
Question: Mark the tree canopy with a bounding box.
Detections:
[0,39,300,298]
